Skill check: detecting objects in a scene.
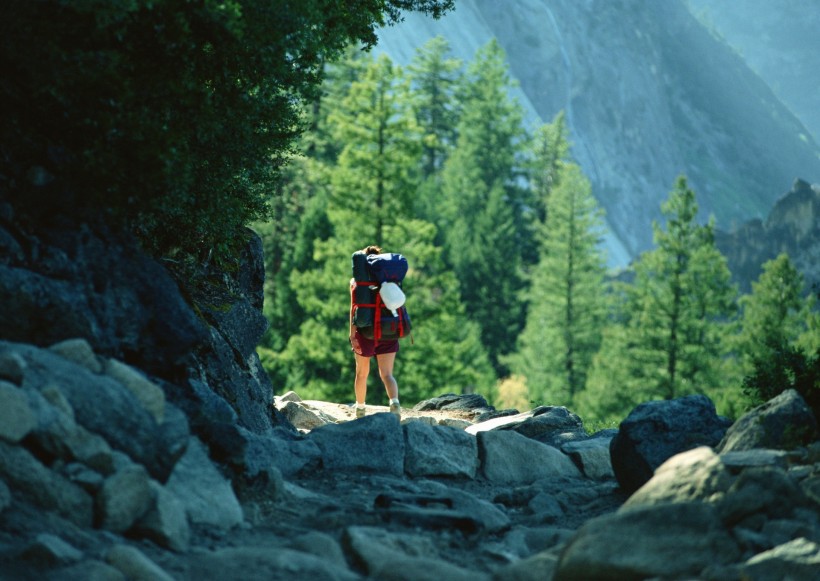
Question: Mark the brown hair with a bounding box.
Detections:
[362,245,383,255]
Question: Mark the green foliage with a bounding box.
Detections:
[742,345,820,421]
[266,50,493,406]
[507,163,609,409]
[434,39,530,373]
[0,0,452,255]
[583,177,740,419]
[738,253,820,418]
[407,36,463,178]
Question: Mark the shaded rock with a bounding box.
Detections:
[102,358,165,423]
[403,421,478,478]
[63,462,105,493]
[554,502,741,580]
[47,560,125,581]
[105,545,175,581]
[528,491,564,523]
[165,437,243,530]
[437,418,472,429]
[561,436,615,480]
[720,449,791,472]
[478,430,581,484]
[21,533,83,566]
[719,466,807,525]
[417,480,511,533]
[187,546,361,581]
[0,350,27,385]
[741,537,820,581]
[25,387,114,474]
[0,479,10,513]
[0,225,207,375]
[802,475,820,507]
[414,393,493,413]
[0,380,36,443]
[467,406,585,449]
[610,394,731,495]
[154,403,191,481]
[0,440,93,527]
[719,389,818,453]
[95,463,152,533]
[49,338,102,374]
[491,551,559,581]
[10,342,169,479]
[132,481,191,552]
[204,422,320,479]
[290,531,348,570]
[309,413,404,476]
[625,446,733,508]
[344,525,482,580]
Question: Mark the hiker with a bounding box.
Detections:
[349,245,402,419]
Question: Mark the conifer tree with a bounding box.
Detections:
[270,53,493,404]
[739,253,819,413]
[506,164,608,408]
[582,177,737,420]
[436,39,529,373]
[407,36,463,178]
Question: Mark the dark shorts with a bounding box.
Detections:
[350,328,399,358]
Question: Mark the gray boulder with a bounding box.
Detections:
[186,546,361,581]
[610,394,731,495]
[309,413,404,476]
[20,533,84,567]
[554,502,742,580]
[478,430,581,484]
[561,434,616,480]
[624,446,733,507]
[49,338,103,374]
[719,389,818,453]
[403,421,478,478]
[95,463,153,533]
[0,380,37,443]
[414,393,494,415]
[0,440,93,527]
[165,437,243,530]
[105,545,175,581]
[741,537,820,581]
[0,349,27,385]
[8,342,170,479]
[281,400,330,430]
[132,481,191,552]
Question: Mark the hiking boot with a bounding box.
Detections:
[355,406,365,419]
[389,402,401,418]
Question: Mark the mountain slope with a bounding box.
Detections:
[376,0,820,264]
[686,0,820,144]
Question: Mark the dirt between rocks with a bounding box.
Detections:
[134,399,626,580]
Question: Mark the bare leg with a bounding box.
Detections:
[375,352,398,401]
[354,353,371,405]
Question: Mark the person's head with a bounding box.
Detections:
[362,245,383,256]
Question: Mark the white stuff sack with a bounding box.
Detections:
[379,282,406,316]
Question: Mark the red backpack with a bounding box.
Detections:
[351,252,412,341]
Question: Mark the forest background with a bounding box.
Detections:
[1,1,817,428]
[254,38,819,423]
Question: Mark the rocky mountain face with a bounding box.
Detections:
[686,0,820,144]
[1,213,820,579]
[716,178,820,293]
[375,0,820,266]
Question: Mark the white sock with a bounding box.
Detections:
[390,398,400,405]
[356,402,365,408]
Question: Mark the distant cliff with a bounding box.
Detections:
[716,178,820,294]
[687,0,820,144]
[376,0,820,266]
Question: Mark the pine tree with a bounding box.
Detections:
[582,177,737,420]
[507,164,608,408]
[436,39,529,373]
[739,253,819,413]
[407,36,463,179]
